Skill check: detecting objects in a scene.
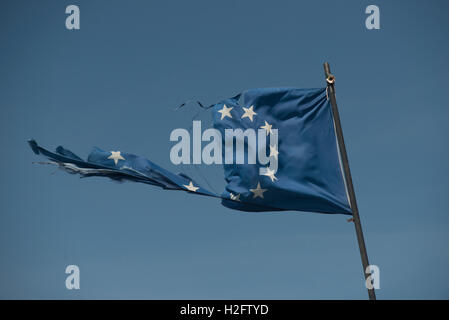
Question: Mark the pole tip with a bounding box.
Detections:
[323,62,331,78]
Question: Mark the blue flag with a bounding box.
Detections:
[213,87,351,214]
[29,87,352,215]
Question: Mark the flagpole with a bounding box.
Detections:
[323,62,376,300]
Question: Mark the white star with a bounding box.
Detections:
[241,105,257,122]
[269,145,279,159]
[262,167,278,182]
[260,121,273,135]
[108,151,125,165]
[183,181,199,192]
[218,104,233,120]
[250,182,267,199]
[230,193,241,201]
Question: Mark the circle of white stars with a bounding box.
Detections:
[217,103,281,201]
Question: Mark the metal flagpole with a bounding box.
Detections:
[323,62,376,300]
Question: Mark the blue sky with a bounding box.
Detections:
[0,0,448,299]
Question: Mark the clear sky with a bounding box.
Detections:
[0,0,448,299]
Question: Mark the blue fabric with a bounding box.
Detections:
[28,86,352,215]
[212,87,352,215]
[28,139,216,197]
